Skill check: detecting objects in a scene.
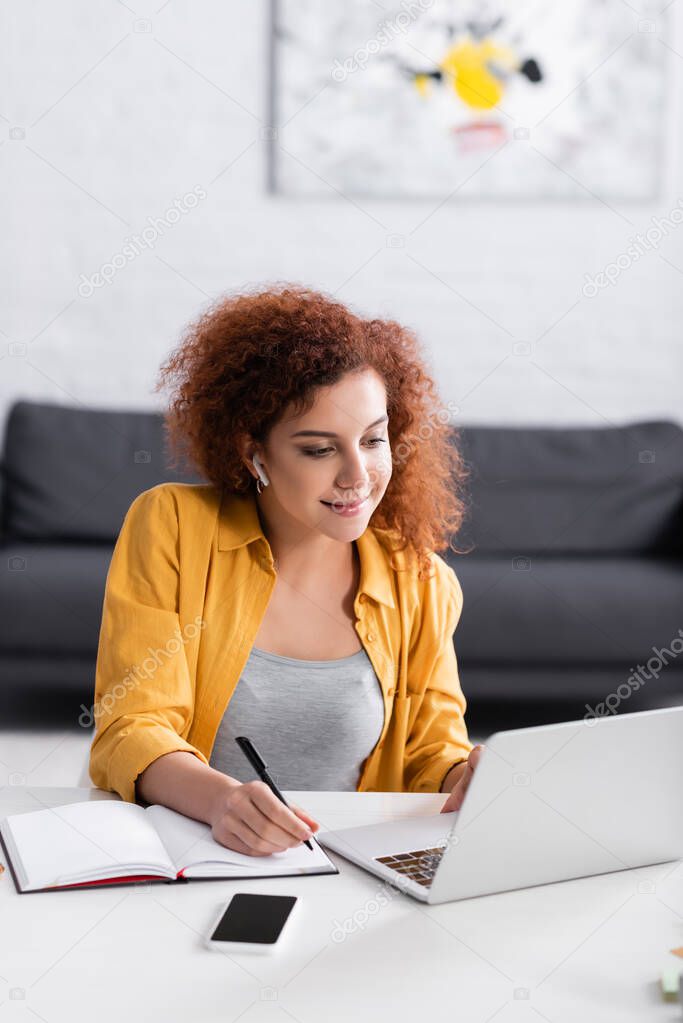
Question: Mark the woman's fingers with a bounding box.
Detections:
[227,814,288,855]
[439,745,486,813]
[244,783,309,838]
[239,796,307,850]
[468,745,485,771]
[247,783,314,844]
[209,781,315,855]
[289,803,320,832]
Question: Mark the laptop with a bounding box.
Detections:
[317,705,683,904]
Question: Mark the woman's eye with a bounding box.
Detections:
[303,438,387,458]
[305,448,333,457]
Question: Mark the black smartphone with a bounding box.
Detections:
[205,893,299,953]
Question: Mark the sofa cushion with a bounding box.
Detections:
[449,553,683,666]
[454,421,683,554]
[0,541,114,656]
[2,400,203,541]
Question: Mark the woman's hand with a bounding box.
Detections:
[439,744,485,813]
[209,779,320,856]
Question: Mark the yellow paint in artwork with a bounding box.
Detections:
[441,38,518,110]
[414,74,432,98]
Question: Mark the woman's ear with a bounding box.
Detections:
[237,434,258,482]
[252,454,270,487]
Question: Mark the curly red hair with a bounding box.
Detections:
[155,282,469,580]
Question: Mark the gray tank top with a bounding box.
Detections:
[209,644,385,791]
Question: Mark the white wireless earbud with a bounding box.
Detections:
[252,454,270,487]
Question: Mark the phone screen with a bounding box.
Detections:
[210,893,297,944]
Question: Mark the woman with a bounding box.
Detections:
[89,283,484,857]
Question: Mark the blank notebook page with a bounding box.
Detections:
[146,804,332,873]
[5,801,174,888]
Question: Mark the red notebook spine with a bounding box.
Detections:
[47,874,169,889]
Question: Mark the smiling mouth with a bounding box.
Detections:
[321,495,371,508]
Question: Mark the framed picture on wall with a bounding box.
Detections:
[268,0,669,201]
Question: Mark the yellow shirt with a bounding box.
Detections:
[88,482,473,803]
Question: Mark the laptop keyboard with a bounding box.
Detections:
[374,846,446,887]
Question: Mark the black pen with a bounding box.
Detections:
[235,736,314,851]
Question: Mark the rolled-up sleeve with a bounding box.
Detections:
[403,560,474,793]
[88,486,209,803]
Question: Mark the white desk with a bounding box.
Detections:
[0,786,681,1022]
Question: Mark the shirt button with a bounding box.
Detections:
[367,632,376,642]
[387,687,395,697]
[359,593,366,603]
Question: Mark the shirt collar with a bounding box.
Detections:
[217,489,396,609]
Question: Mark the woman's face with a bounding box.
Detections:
[253,368,392,539]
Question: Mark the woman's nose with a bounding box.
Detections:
[336,450,373,490]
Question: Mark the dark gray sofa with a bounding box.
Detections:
[0,401,202,696]
[1,400,682,719]
[442,421,683,710]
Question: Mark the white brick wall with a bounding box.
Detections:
[1,1,681,435]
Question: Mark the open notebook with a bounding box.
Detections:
[0,799,338,893]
